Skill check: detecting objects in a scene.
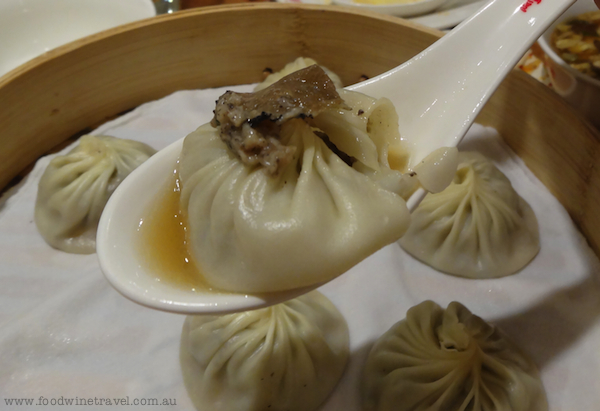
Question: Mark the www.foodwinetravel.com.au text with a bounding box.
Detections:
[4,396,177,407]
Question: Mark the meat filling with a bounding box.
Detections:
[211,65,348,175]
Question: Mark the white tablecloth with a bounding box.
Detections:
[1,86,599,410]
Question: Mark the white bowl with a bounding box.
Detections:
[0,0,156,78]
[537,0,600,128]
[332,0,449,18]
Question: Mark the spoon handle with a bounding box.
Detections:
[351,0,576,165]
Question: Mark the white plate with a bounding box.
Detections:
[331,0,449,18]
[0,0,156,78]
[408,0,486,29]
[1,86,599,410]
[278,0,485,28]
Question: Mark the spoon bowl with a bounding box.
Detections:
[97,138,322,314]
[98,0,576,314]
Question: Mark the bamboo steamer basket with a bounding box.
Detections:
[1,3,599,257]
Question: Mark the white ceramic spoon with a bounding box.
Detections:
[97,0,575,314]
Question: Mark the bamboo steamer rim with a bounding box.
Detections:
[0,3,441,190]
[0,3,443,86]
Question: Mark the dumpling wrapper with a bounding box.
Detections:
[180,290,349,411]
[400,151,540,279]
[362,300,548,411]
[35,135,156,254]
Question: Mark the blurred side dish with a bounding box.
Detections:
[550,10,600,79]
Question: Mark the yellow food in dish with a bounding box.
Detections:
[550,11,600,79]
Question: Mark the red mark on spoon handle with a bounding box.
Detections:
[521,0,542,12]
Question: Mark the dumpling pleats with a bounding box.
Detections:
[179,118,411,293]
[180,291,349,411]
[362,301,548,411]
[35,135,156,254]
[400,151,539,278]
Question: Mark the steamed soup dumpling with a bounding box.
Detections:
[400,151,539,278]
[254,57,344,91]
[179,65,414,293]
[362,300,548,411]
[180,290,349,411]
[35,135,156,254]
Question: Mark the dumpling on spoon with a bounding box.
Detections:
[178,65,415,293]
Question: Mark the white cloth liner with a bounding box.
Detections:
[1,85,599,410]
